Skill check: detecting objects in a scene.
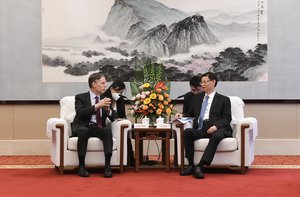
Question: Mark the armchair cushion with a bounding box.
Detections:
[68,137,117,151]
[194,137,238,152]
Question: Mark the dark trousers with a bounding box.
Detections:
[72,124,113,158]
[184,121,228,166]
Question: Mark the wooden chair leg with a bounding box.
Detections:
[240,124,249,174]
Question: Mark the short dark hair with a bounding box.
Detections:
[88,72,105,88]
[109,78,126,91]
[189,76,201,87]
[201,72,218,87]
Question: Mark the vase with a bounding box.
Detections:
[148,116,156,127]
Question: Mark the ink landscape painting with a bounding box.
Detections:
[42,0,267,82]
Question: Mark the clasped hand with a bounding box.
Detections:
[95,97,111,110]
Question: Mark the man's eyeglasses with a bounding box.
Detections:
[200,80,211,85]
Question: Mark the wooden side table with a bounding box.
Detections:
[132,127,172,172]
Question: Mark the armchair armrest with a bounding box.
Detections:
[172,120,193,168]
[110,119,132,170]
[237,117,258,138]
[46,118,68,138]
[235,117,258,172]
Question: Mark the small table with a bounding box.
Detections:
[132,127,172,172]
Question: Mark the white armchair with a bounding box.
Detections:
[172,96,258,174]
[46,96,132,174]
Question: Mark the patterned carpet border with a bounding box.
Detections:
[1,155,300,169]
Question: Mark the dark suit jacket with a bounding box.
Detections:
[72,92,118,129]
[103,89,126,118]
[184,92,232,136]
[182,91,194,114]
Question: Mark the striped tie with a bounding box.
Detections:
[95,96,103,128]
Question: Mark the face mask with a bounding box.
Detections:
[112,92,120,100]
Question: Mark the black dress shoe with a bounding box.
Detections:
[180,166,194,176]
[194,166,204,179]
[77,167,90,177]
[104,166,113,178]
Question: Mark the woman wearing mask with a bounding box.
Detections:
[103,79,135,166]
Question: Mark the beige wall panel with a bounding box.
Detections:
[0,105,14,139]
[245,103,297,139]
[297,104,300,138]
[13,104,59,139]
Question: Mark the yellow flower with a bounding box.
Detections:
[166,108,172,115]
[163,101,168,105]
[143,98,151,105]
[150,93,157,99]
[143,83,150,88]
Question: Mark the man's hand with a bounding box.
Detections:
[175,113,183,118]
[95,97,111,110]
[207,125,217,134]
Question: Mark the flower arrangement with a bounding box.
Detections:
[129,61,175,122]
[130,81,174,121]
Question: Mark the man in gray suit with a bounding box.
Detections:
[180,72,232,179]
[72,72,117,178]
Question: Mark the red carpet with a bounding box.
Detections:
[1,168,300,197]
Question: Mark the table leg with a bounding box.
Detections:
[174,135,178,167]
[180,127,184,171]
[166,132,170,172]
[135,131,140,172]
[162,140,166,164]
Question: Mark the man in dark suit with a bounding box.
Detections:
[182,75,202,114]
[72,72,117,178]
[180,72,232,179]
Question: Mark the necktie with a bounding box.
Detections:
[95,96,103,128]
[197,95,209,130]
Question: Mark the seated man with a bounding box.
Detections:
[71,72,118,178]
[180,72,232,179]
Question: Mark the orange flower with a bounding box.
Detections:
[156,88,162,93]
[159,104,164,109]
[142,105,148,110]
[158,94,164,101]
[155,81,165,89]
[156,108,162,115]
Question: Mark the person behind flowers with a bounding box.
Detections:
[71,72,117,178]
[180,72,232,179]
[182,75,202,114]
[103,79,135,166]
